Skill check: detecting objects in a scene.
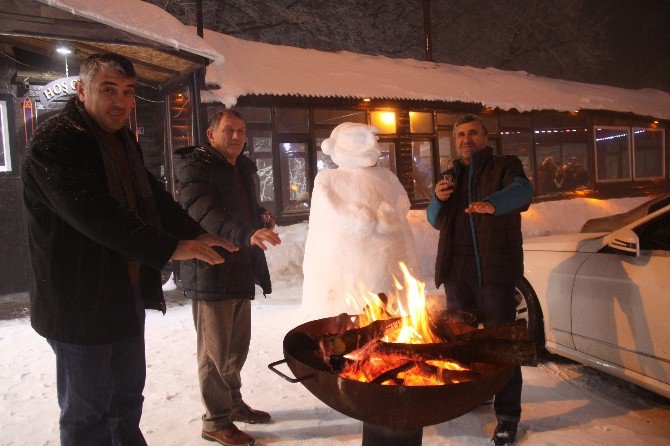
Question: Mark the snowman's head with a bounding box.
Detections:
[321,122,381,169]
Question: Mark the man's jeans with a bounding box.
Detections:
[443,280,523,423]
[47,292,147,446]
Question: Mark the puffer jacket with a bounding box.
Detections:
[22,97,204,344]
[174,145,271,300]
[427,146,533,287]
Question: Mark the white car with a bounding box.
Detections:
[515,194,670,398]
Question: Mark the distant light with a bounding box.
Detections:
[56,47,72,55]
[363,98,371,102]
[380,112,395,124]
[654,120,659,124]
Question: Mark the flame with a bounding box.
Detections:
[337,262,471,385]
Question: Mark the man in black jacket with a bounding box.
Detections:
[22,53,235,446]
[426,115,533,445]
[175,110,281,446]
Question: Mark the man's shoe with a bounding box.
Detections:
[232,402,271,424]
[202,423,255,446]
[491,421,518,445]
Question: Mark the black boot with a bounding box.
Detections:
[491,421,517,445]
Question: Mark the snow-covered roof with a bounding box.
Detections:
[37,0,223,63]
[202,31,670,120]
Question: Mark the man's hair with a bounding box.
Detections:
[78,53,136,85]
[453,114,488,135]
[208,109,245,131]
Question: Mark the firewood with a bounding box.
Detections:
[370,361,415,384]
[376,338,537,366]
[455,319,529,341]
[324,317,404,356]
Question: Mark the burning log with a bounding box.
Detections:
[455,319,529,341]
[376,338,537,366]
[370,361,415,384]
[322,317,404,356]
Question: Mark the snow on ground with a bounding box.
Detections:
[2,196,669,445]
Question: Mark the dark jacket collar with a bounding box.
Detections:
[202,144,257,174]
[453,145,494,174]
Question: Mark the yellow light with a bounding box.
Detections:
[654,120,659,124]
[381,112,395,124]
[363,98,371,102]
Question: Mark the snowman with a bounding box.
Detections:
[302,122,419,317]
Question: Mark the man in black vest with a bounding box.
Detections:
[22,53,236,446]
[427,114,533,445]
[175,110,281,446]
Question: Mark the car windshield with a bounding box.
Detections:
[580,193,670,233]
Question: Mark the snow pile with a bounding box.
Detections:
[200,31,670,119]
[301,123,419,317]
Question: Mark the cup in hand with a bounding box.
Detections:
[442,173,456,189]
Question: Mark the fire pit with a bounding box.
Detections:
[269,265,536,445]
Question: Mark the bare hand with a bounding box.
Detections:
[435,179,454,201]
[465,201,496,214]
[171,233,238,264]
[250,228,281,251]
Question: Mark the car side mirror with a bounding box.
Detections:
[603,228,640,257]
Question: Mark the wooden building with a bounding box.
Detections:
[196,32,670,225]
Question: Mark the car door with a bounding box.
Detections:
[571,208,670,385]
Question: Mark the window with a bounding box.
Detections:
[236,106,271,123]
[370,111,396,134]
[633,128,665,179]
[315,129,337,172]
[501,131,533,181]
[314,109,365,126]
[378,141,396,173]
[279,141,310,214]
[411,140,434,200]
[595,127,631,181]
[246,129,275,213]
[409,111,433,133]
[534,128,590,194]
[276,108,308,133]
[0,101,11,172]
[437,130,454,173]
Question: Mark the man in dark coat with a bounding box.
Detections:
[426,114,533,445]
[175,109,281,446]
[22,53,235,446]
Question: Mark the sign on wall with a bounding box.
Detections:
[38,76,79,107]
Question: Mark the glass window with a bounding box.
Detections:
[315,130,337,172]
[370,111,396,134]
[314,109,365,126]
[437,130,454,173]
[409,111,433,133]
[279,142,310,214]
[480,115,499,134]
[633,128,665,179]
[534,128,590,194]
[0,101,11,172]
[412,140,434,200]
[248,130,272,153]
[235,106,271,123]
[501,131,533,181]
[595,127,631,181]
[378,141,396,173]
[256,158,275,213]
[276,108,308,133]
[436,113,461,127]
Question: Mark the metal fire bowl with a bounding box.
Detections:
[280,315,515,429]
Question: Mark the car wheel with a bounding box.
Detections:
[514,278,546,354]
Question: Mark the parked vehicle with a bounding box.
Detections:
[515,195,670,398]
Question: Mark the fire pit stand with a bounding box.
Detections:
[269,314,536,446]
[362,423,422,446]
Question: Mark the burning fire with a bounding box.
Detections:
[335,262,471,386]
